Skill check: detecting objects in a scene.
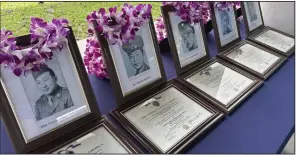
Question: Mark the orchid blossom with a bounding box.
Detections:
[86,3,152,45]
[0,17,70,76]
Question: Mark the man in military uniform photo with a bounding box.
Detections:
[122,35,150,76]
[220,10,232,35]
[178,21,198,52]
[33,66,73,121]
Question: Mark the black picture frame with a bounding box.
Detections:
[241,2,295,57]
[217,40,287,80]
[0,27,101,153]
[93,15,167,105]
[30,116,143,154]
[161,5,210,76]
[247,27,295,57]
[240,1,265,35]
[209,2,242,54]
[177,58,263,114]
[110,79,224,154]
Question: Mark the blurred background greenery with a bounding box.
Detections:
[0,2,162,40]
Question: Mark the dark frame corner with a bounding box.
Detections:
[0,27,101,153]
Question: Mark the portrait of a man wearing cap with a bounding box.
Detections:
[122,35,150,76]
[178,21,198,52]
[220,10,232,35]
[32,65,74,121]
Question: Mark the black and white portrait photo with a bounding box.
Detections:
[178,21,198,52]
[214,4,239,46]
[220,10,233,35]
[109,22,162,96]
[0,41,91,141]
[122,35,150,77]
[246,2,258,22]
[32,65,74,121]
[244,2,263,31]
[168,12,207,68]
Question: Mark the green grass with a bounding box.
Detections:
[0,2,162,40]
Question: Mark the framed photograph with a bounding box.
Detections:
[210,2,241,53]
[93,16,167,105]
[241,2,264,34]
[30,116,143,154]
[161,5,210,75]
[241,2,295,57]
[178,58,263,114]
[0,27,100,153]
[218,40,287,80]
[247,27,295,57]
[110,79,224,153]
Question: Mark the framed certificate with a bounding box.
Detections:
[93,15,166,105]
[241,2,295,57]
[110,80,224,153]
[31,116,142,154]
[217,40,287,79]
[0,28,100,153]
[161,5,210,75]
[177,58,263,114]
[209,2,241,53]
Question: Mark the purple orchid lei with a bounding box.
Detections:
[0,17,69,76]
[83,36,108,79]
[83,3,152,79]
[154,15,167,43]
[0,29,19,71]
[86,3,152,46]
[162,2,210,25]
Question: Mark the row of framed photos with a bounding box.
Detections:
[0,2,294,154]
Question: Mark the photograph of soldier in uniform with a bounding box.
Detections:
[246,2,258,22]
[178,21,198,52]
[122,35,150,77]
[220,10,233,35]
[32,65,74,121]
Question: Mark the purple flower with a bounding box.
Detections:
[86,3,152,46]
[0,29,19,68]
[30,17,69,50]
[154,16,167,43]
[83,37,109,79]
[234,2,241,9]
[0,17,71,76]
[13,68,22,76]
[30,17,50,42]
[163,2,210,25]
[50,18,69,37]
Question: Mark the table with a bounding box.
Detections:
[1,21,294,154]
